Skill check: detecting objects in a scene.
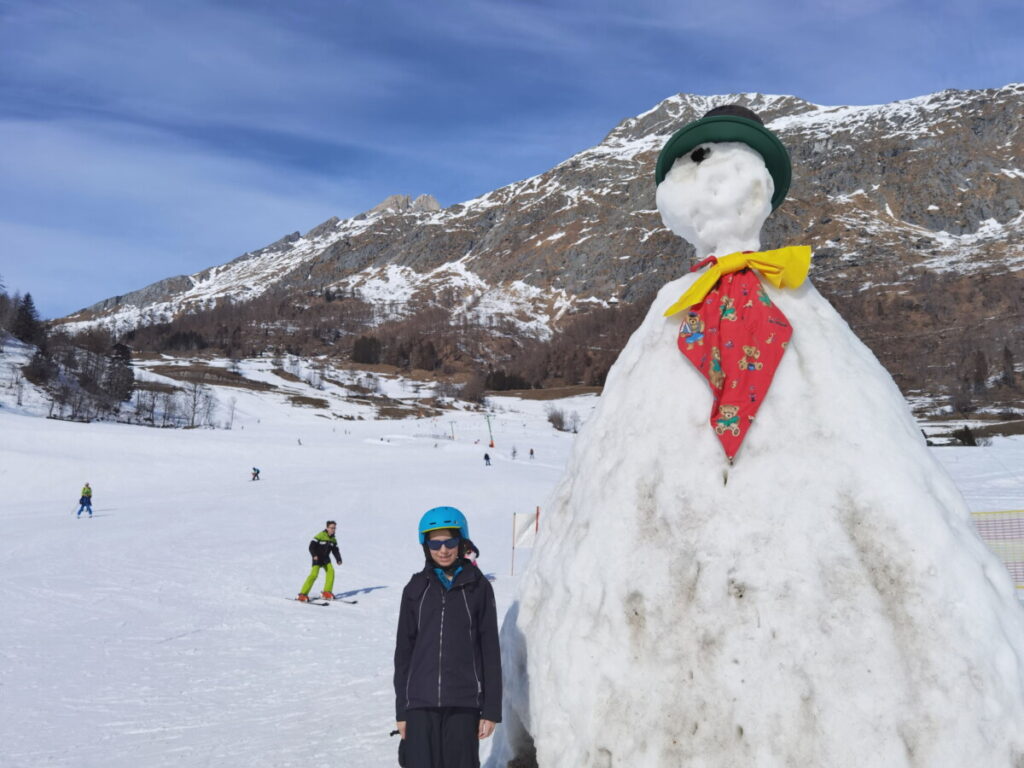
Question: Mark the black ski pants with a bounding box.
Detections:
[404,706,480,768]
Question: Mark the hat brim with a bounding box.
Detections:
[655,115,792,210]
[421,525,462,535]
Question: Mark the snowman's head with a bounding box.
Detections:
[655,106,791,257]
[656,141,773,256]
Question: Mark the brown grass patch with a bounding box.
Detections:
[288,394,329,409]
[972,420,1024,438]
[330,361,474,384]
[489,385,602,401]
[376,404,418,419]
[345,383,375,395]
[146,364,277,391]
[134,380,180,394]
[272,368,305,384]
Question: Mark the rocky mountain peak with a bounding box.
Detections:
[364,193,441,217]
[605,92,817,145]
[412,194,441,212]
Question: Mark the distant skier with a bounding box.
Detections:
[511,446,518,460]
[251,467,260,481]
[297,521,343,601]
[394,507,502,767]
[529,448,534,460]
[76,483,93,518]
[484,453,491,466]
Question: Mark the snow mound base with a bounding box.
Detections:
[488,277,1024,768]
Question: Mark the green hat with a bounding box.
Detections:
[654,107,792,210]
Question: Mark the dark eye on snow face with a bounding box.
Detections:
[690,147,710,163]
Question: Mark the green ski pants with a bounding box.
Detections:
[300,562,335,595]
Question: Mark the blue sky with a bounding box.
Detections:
[1,0,1021,319]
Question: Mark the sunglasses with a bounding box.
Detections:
[426,537,461,551]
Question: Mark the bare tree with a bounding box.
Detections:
[159,391,181,427]
[546,407,566,431]
[199,386,217,428]
[460,375,486,404]
[568,411,581,434]
[182,378,210,428]
[134,390,158,424]
[305,361,324,390]
[226,396,237,430]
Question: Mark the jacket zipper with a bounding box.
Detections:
[437,588,446,706]
[462,590,482,700]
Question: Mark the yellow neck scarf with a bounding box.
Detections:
[663,245,812,317]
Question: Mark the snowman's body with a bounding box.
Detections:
[488,138,1024,767]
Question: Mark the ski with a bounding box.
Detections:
[291,597,329,606]
[325,597,358,604]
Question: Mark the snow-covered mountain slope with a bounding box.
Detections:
[56,85,1024,398]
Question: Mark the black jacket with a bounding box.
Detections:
[394,562,502,722]
[309,531,341,565]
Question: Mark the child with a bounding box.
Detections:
[297,521,343,601]
[77,483,93,518]
[394,507,502,767]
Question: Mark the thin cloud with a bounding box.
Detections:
[2,0,1020,317]
[1,0,415,138]
[0,116,367,317]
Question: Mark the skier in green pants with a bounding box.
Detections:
[297,521,343,601]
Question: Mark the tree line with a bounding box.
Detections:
[1,278,138,421]
[826,266,1020,415]
[9,269,1018,416]
[83,285,656,394]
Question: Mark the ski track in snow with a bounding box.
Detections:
[0,388,1021,767]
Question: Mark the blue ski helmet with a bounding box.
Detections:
[418,506,469,544]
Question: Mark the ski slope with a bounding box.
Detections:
[1,388,1021,767]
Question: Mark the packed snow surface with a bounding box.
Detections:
[0,388,594,768]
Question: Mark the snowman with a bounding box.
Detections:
[488,106,1024,767]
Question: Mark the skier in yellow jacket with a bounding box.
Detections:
[76,482,93,518]
[297,521,343,601]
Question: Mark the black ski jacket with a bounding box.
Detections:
[309,531,341,565]
[394,562,502,722]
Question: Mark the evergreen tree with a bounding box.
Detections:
[0,275,11,334]
[12,293,45,346]
[352,335,381,364]
[971,349,988,394]
[105,342,136,402]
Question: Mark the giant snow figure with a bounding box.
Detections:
[488,105,1024,767]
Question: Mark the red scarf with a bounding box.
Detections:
[673,248,811,461]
